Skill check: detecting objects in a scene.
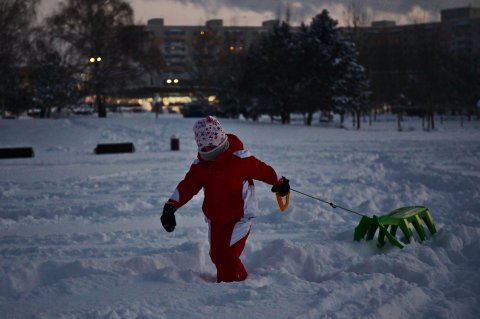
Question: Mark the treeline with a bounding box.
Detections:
[1,0,163,118]
[215,10,369,128]
[359,24,480,130]
[212,12,479,128]
[1,0,479,128]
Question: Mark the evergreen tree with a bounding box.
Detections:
[233,10,369,126]
[296,11,339,125]
[216,49,249,118]
[245,22,299,124]
[298,10,369,127]
[333,40,370,129]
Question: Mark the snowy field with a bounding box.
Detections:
[1,113,479,319]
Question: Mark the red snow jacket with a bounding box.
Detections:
[168,134,281,225]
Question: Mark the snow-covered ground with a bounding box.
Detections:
[1,113,479,319]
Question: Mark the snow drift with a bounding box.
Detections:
[0,114,479,318]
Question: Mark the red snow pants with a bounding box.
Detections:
[209,221,249,283]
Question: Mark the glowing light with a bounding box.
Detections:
[173,79,179,84]
[166,79,172,84]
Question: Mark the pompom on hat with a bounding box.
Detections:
[193,116,226,151]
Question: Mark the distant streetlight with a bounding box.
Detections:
[89,56,105,117]
[165,78,180,84]
[89,56,102,63]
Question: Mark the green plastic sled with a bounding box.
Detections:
[353,206,437,249]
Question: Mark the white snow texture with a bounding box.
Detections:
[1,113,479,319]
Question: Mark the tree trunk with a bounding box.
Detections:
[306,112,313,126]
[98,96,107,118]
[1,95,5,118]
[430,108,435,130]
[281,107,290,124]
[460,108,464,128]
[356,110,361,129]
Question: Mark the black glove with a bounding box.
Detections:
[271,177,290,197]
[160,203,177,232]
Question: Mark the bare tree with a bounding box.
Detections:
[46,0,142,117]
[0,0,39,116]
[343,0,371,28]
[342,0,372,55]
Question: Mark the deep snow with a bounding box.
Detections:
[0,113,479,319]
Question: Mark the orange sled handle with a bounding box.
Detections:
[276,191,290,212]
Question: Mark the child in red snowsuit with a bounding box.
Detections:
[161,116,290,283]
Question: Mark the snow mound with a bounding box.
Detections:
[1,114,479,318]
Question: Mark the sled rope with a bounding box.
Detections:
[290,188,367,217]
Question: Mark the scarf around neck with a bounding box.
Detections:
[199,138,230,161]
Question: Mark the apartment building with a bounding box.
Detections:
[138,6,479,106]
[145,18,279,85]
[348,6,480,68]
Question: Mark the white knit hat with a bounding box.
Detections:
[193,116,226,151]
